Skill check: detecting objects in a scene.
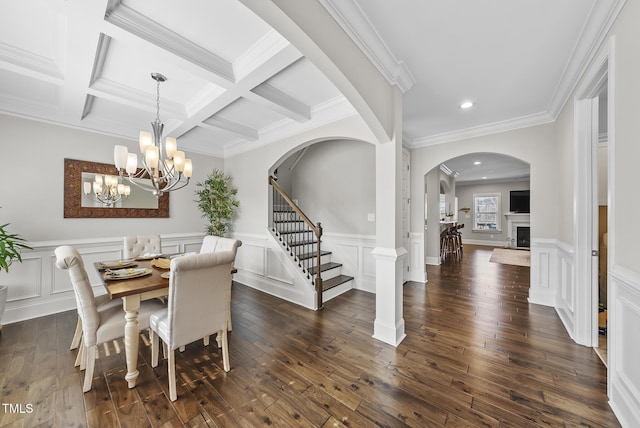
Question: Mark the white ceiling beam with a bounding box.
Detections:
[202,117,258,140]
[88,77,187,120]
[104,1,235,83]
[249,83,310,122]
[59,0,110,122]
[169,44,304,137]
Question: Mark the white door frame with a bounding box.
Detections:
[573,38,613,347]
[402,147,411,282]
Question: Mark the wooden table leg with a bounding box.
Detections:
[122,295,141,388]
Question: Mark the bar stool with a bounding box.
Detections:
[447,225,461,261]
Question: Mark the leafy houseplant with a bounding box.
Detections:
[0,223,31,273]
[0,223,32,330]
[195,169,239,236]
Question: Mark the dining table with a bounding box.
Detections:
[94,256,237,389]
[95,258,169,389]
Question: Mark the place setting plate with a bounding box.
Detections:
[103,267,153,281]
[135,253,164,261]
[151,258,172,269]
[97,259,136,270]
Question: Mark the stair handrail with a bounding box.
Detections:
[269,176,321,237]
[269,176,324,309]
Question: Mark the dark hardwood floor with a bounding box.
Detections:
[0,245,619,427]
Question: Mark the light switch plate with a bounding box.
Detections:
[368,213,375,221]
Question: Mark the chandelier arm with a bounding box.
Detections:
[120,173,160,193]
[158,177,190,195]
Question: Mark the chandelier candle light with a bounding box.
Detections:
[113,73,193,197]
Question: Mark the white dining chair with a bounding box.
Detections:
[55,245,165,393]
[149,251,235,401]
[199,235,241,346]
[199,235,242,256]
[69,293,122,351]
[123,235,162,259]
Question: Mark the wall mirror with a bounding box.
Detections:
[64,158,169,218]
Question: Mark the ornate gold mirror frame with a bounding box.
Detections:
[64,158,169,218]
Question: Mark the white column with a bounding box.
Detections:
[372,88,406,346]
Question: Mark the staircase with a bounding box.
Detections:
[269,177,353,309]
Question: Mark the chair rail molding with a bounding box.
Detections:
[2,233,205,325]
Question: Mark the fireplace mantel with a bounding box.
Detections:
[505,212,530,248]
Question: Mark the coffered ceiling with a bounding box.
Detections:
[0,0,624,169]
[0,0,347,158]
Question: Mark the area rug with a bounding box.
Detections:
[489,248,530,267]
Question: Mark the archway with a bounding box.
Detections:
[422,152,531,268]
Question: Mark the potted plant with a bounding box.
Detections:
[0,223,32,331]
[195,169,239,236]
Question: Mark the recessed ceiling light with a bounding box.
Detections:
[473,161,482,165]
[460,101,474,109]
[482,176,487,179]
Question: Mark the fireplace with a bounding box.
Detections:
[505,212,530,249]
[517,226,530,248]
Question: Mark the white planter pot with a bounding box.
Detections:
[0,285,7,328]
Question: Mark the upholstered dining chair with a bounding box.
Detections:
[123,235,162,259]
[199,235,241,346]
[149,251,235,401]
[69,293,121,351]
[55,245,165,393]
[199,235,242,256]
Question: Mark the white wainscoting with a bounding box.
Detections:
[609,264,640,428]
[231,232,377,309]
[530,238,576,339]
[2,233,205,325]
[321,232,376,293]
[408,232,427,282]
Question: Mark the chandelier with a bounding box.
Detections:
[113,73,192,197]
[83,174,130,206]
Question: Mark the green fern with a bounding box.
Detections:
[195,169,239,236]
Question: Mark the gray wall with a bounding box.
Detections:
[287,139,376,236]
[455,180,530,245]
[0,114,224,242]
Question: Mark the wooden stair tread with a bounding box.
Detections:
[309,262,342,275]
[322,275,353,292]
[287,239,317,247]
[298,250,331,260]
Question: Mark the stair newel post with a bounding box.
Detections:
[315,222,323,310]
[270,175,279,236]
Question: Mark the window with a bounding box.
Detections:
[473,193,501,231]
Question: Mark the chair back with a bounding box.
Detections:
[199,235,242,257]
[54,246,100,346]
[167,251,235,349]
[123,235,162,259]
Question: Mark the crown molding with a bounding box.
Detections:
[546,0,627,119]
[406,111,555,149]
[318,0,415,93]
[89,77,186,120]
[0,42,64,83]
[234,30,291,81]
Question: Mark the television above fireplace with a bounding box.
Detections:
[510,190,530,213]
